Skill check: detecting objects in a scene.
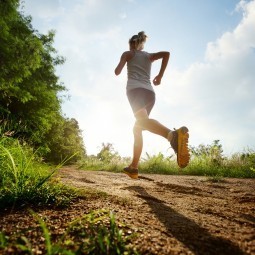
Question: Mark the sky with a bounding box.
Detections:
[22,0,255,158]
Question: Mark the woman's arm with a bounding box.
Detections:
[115,51,134,75]
[150,51,170,85]
[115,52,127,75]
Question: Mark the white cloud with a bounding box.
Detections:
[206,0,255,62]
[158,0,255,154]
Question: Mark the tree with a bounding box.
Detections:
[0,0,43,97]
[44,117,86,164]
[97,143,120,163]
[0,0,66,144]
[0,0,86,163]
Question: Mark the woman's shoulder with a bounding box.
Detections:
[139,51,151,57]
[140,51,153,61]
[122,50,135,61]
[122,50,134,55]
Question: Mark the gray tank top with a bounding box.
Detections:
[126,50,154,92]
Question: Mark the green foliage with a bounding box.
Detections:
[0,210,138,255]
[44,117,86,164]
[79,156,127,172]
[187,141,255,178]
[0,232,8,249]
[97,143,120,163]
[139,152,178,174]
[79,143,128,172]
[190,140,224,165]
[0,117,25,137]
[0,1,86,163]
[64,210,135,255]
[0,137,77,208]
[80,140,255,178]
[0,24,66,145]
[0,0,42,89]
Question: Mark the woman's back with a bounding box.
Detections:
[127,50,153,92]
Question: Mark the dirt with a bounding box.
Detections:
[1,166,255,254]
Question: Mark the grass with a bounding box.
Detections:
[183,151,255,178]
[0,209,139,255]
[0,137,77,208]
[78,155,130,172]
[78,143,255,179]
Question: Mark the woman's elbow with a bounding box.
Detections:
[115,68,120,76]
[164,51,170,61]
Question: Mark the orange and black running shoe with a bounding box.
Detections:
[170,126,190,168]
[123,166,139,179]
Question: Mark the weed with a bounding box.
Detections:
[0,210,139,255]
[0,232,8,249]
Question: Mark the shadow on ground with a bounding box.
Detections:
[126,185,245,255]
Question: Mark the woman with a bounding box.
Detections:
[115,31,189,179]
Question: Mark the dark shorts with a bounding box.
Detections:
[126,88,155,115]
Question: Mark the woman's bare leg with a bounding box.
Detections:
[129,108,172,168]
[136,118,171,138]
[130,124,143,169]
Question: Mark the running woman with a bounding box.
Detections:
[115,31,190,179]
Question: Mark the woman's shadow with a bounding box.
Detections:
[126,185,246,255]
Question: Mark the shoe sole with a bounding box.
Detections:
[123,170,138,179]
[177,126,190,168]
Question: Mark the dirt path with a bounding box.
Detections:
[1,167,254,254]
[59,167,255,255]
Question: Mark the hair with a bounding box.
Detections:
[129,31,147,50]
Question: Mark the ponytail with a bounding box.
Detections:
[129,31,147,50]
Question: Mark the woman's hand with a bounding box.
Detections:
[153,75,162,85]
[150,51,170,85]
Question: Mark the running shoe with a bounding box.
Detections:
[123,166,138,179]
[170,126,190,168]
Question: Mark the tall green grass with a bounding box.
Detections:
[79,141,255,178]
[0,137,77,208]
[78,155,130,172]
[183,152,255,178]
[139,151,255,178]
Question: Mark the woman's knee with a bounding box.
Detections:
[133,124,142,137]
[135,108,149,120]
[135,118,150,130]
